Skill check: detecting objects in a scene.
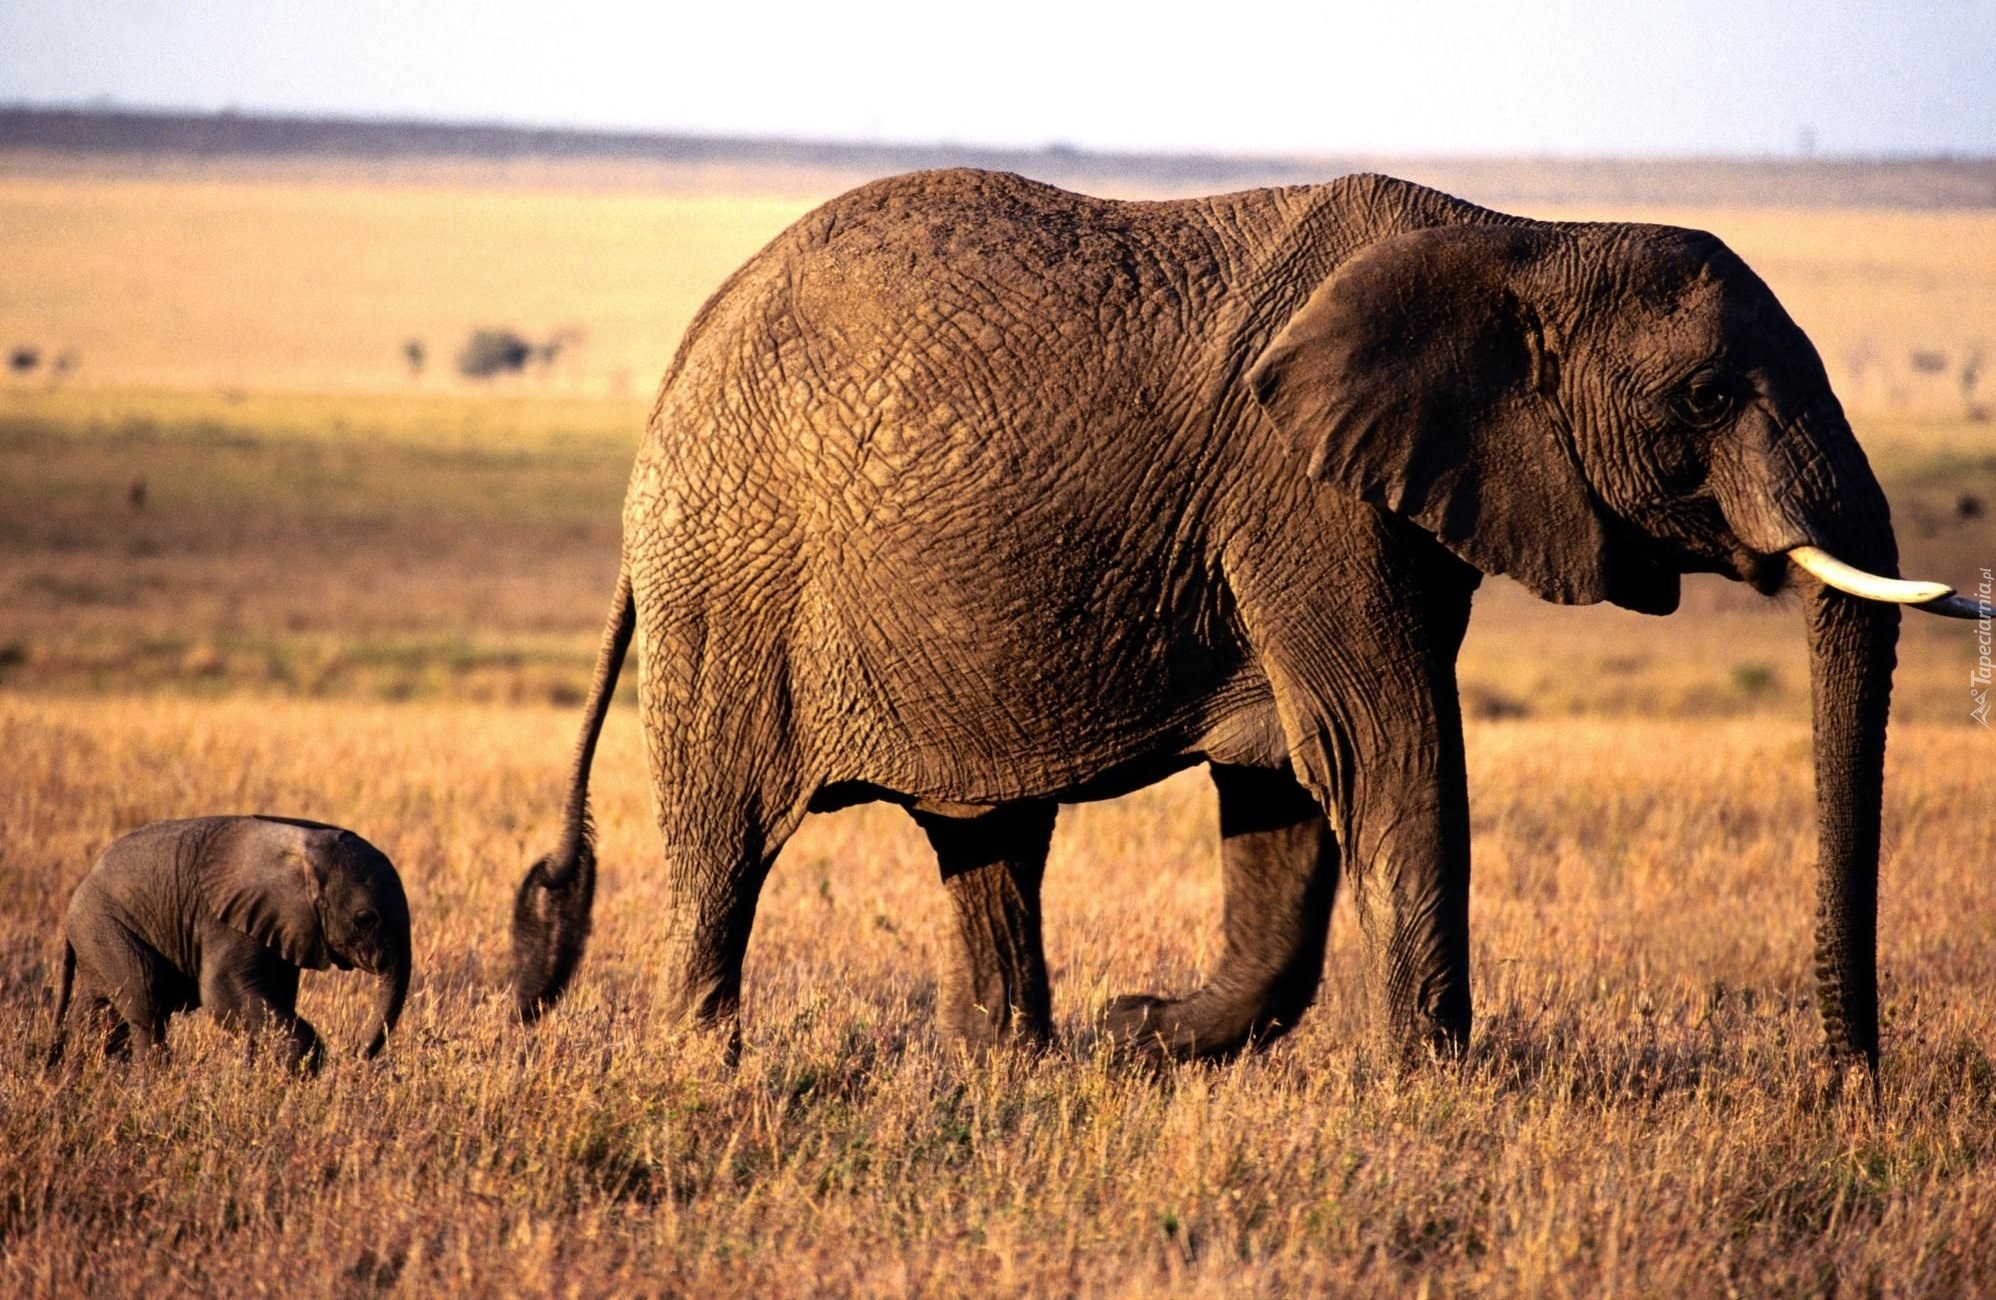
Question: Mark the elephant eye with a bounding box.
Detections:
[353,908,379,932]
[1673,370,1741,428]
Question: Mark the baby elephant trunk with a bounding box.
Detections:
[359,922,411,1059]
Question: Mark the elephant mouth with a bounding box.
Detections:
[329,945,394,975]
[1734,547,1792,597]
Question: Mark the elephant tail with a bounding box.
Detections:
[46,941,76,1067]
[512,568,634,1023]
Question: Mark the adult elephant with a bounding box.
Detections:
[512,169,1977,1066]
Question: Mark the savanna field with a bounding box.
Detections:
[2,148,1995,1295]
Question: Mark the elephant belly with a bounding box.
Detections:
[801,587,1284,805]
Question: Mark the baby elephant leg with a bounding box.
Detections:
[68,923,187,1059]
[55,970,128,1064]
[201,937,322,1073]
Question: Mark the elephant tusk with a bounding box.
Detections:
[1915,593,1995,620]
[1787,545,1954,605]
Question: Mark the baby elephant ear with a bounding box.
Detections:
[208,820,332,969]
[1246,222,1623,609]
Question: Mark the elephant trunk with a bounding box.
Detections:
[1801,557,1898,1067]
[1735,406,1907,1067]
[359,926,411,1059]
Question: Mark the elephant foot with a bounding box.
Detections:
[1101,991,1274,1063]
[941,998,1051,1054]
[1372,977,1472,1068]
[1101,994,1174,1060]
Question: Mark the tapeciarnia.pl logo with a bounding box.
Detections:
[1972,568,1994,728]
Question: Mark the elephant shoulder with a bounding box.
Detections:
[67,819,218,951]
[1323,173,1515,232]
[90,817,225,884]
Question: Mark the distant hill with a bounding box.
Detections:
[5,105,1995,209]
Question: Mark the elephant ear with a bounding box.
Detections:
[208,819,332,969]
[1247,222,1649,609]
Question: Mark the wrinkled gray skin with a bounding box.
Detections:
[56,816,411,1072]
[515,169,1903,1067]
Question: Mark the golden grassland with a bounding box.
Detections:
[3,156,1995,410]
[0,166,815,396]
[4,697,1995,1295]
[0,386,636,703]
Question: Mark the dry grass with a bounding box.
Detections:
[4,697,1994,1296]
[0,386,638,702]
[1,393,1992,1298]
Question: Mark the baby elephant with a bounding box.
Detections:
[54,816,411,1071]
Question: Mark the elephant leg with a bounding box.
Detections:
[202,939,321,1072]
[641,753,804,1054]
[1319,640,1474,1060]
[912,801,1056,1048]
[647,826,792,1057]
[634,572,817,1056]
[70,925,182,1059]
[1104,763,1340,1060]
[1341,744,1472,1063]
[1205,551,1475,1064]
[63,975,128,1062]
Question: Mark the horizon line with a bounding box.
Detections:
[5,100,1994,169]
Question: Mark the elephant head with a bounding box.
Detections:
[209,818,411,1058]
[1248,218,1978,1065]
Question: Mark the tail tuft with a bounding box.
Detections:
[511,568,628,1026]
[511,836,596,1023]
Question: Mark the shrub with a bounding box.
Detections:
[456,329,533,379]
[1730,662,1777,695]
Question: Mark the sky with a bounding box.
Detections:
[1,1,1992,158]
